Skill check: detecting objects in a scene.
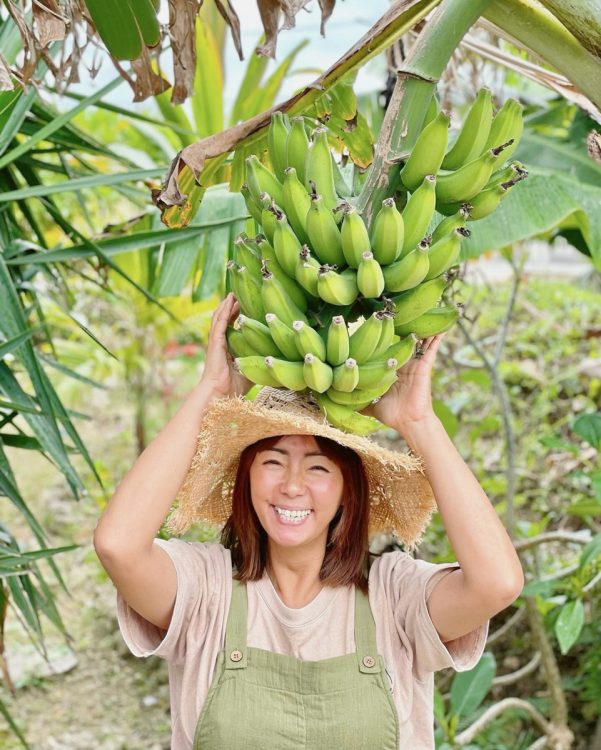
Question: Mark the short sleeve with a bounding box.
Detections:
[371,550,489,679]
[115,538,231,665]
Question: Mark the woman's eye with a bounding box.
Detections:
[263,459,281,465]
[310,465,329,472]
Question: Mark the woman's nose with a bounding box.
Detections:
[280,468,305,495]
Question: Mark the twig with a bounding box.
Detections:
[454,697,552,744]
[514,531,591,552]
[487,606,525,644]
[492,651,541,686]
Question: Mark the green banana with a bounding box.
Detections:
[341,205,371,268]
[399,110,450,192]
[282,167,311,245]
[441,88,494,171]
[394,305,459,338]
[483,98,523,163]
[303,353,334,393]
[423,227,469,280]
[370,198,404,265]
[356,358,399,390]
[235,356,281,388]
[236,265,266,320]
[431,205,470,243]
[357,251,385,299]
[265,313,302,360]
[261,266,308,328]
[286,116,310,185]
[463,179,520,220]
[326,381,392,409]
[267,112,290,181]
[237,315,282,357]
[316,393,381,436]
[265,356,306,391]
[306,192,346,266]
[326,315,350,366]
[245,154,284,208]
[261,256,308,313]
[348,312,383,363]
[486,160,528,189]
[390,276,447,327]
[370,311,395,359]
[305,128,338,211]
[422,95,439,129]
[401,175,437,256]
[257,235,276,262]
[240,183,263,226]
[233,235,262,278]
[260,196,278,244]
[332,358,360,392]
[294,246,320,297]
[273,209,303,278]
[382,239,431,293]
[382,335,416,369]
[317,265,359,306]
[435,142,511,204]
[293,320,327,361]
[226,327,258,358]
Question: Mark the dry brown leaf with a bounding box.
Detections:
[32,0,66,48]
[169,0,202,104]
[214,0,243,60]
[4,1,39,84]
[130,46,171,102]
[0,55,14,91]
[318,0,337,36]
[256,0,282,58]
[588,130,601,165]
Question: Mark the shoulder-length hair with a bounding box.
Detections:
[220,434,371,593]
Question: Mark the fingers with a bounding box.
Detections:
[414,332,448,361]
[208,293,238,349]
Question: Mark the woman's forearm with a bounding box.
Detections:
[397,415,524,595]
[93,381,219,556]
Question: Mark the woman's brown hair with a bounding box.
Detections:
[220,434,371,593]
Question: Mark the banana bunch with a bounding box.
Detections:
[226,92,526,436]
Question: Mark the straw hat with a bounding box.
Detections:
[165,387,436,549]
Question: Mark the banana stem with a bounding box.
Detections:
[357,0,493,226]
[482,0,601,110]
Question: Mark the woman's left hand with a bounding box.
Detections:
[361,333,447,432]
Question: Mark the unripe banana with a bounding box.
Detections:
[233,235,262,278]
[245,154,284,208]
[265,356,306,391]
[390,276,447,327]
[332,357,360,392]
[273,209,303,278]
[394,305,459,338]
[240,183,263,226]
[326,315,350,366]
[227,327,259,358]
[260,195,278,244]
[382,239,431,292]
[486,161,528,189]
[316,393,381,436]
[257,234,276,262]
[357,358,399,390]
[282,167,311,245]
[262,256,308,312]
[435,142,511,204]
[423,227,469,280]
[341,205,370,268]
[261,266,308,328]
[422,95,439,129]
[370,198,404,265]
[399,110,451,192]
[303,353,333,393]
[357,251,385,298]
[441,88,494,170]
[267,111,290,181]
[317,265,359,306]
[236,265,266,320]
[305,128,338,211]
[401,175,437,256]
[382,335,417,369]
[348,312,383,363]
[431,205,470,243]
[306,192,345,266]
[265,313,302,361]
[293,320,327,361]
[370,312,395,359]
[462,179,518,220]
[326,381,392,409]
[483,98,523,163]
[294,246,320,297]
[237,314,282,357]
[286,116,310,185]
[235,356,281,388]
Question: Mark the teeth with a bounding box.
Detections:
[275,506,311,519]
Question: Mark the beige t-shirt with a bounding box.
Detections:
[116,539,489,749]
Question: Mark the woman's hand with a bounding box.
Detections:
[199,293,252,399]
[361,333,447,433]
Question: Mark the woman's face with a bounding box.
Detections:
[249,435,344,551]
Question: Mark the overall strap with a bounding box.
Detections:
[354,586,382,674]
[224,574,248,669]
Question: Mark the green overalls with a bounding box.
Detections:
[192,573,399,749]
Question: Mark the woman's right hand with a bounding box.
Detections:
[199,293,253,399]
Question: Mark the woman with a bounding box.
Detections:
[94,293,524,749]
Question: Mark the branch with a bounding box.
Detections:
[487,606,525,644]
[492,651,541,686]
[454,697,552,745]
[514,531,592,552]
